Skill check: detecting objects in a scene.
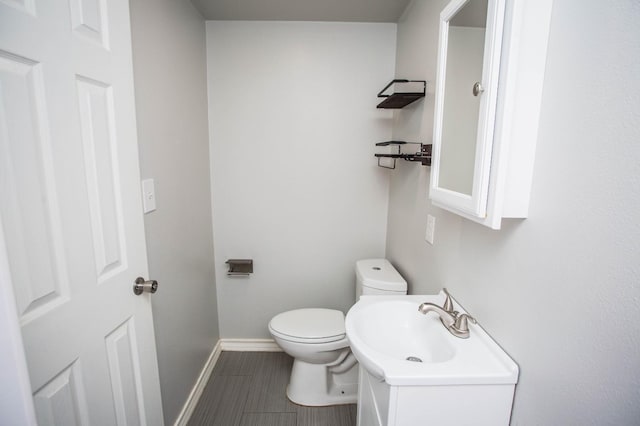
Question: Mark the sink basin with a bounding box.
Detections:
[345,293,519,386]
[351,298,456,364]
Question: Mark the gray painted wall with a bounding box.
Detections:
[129,1,219,424]
[387,0,640,424]
[206,21,396,338]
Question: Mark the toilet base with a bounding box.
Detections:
[286,358,358,406]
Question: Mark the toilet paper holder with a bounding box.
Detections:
[226,259,253,277]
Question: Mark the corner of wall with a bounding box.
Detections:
[129,0,219,423]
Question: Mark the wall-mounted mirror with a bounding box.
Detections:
[430,0,505,218]
[439,0,487,196]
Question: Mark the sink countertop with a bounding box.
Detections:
[345,293,519,386]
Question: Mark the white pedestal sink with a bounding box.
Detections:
[345,293,519,426]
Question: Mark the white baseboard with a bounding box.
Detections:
[173,338,281,426]
[220,338,282,352]
[173,340,222,426]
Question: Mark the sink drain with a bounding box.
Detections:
[406,356,423,363]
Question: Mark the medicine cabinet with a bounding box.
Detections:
[429,0,553,229]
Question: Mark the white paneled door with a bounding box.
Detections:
[0,1,164,425]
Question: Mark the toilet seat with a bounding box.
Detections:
[269,308,346,344]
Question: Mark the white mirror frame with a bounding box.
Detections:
[430,0,506,218]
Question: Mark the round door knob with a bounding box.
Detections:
[133,277,158,295]
[472,82,484,97]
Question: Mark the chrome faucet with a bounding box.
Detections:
[418,288,476,339]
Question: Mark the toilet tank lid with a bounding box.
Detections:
[356,259,407,292]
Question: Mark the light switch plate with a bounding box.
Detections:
[425,214,435,245]
[141,179,156,213]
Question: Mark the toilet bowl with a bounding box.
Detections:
[268,259,407,406]
[269,308,356,406]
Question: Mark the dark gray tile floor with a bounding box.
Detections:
[188,351,357,426]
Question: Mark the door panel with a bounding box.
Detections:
[106,318,146,426]
[0,1,164,424]
[69,0,109,48]
[76,75,127,281]
[0,51,70,324]
[33,360,90,426]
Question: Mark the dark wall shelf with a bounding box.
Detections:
[375,141,432,169]
[377,79,426,109]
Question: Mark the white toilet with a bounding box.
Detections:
[268,259,407,406]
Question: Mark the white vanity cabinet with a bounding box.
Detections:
[357,366,516,425]
[357,366,388,426]
[429,0,553,229]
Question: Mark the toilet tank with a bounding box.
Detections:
[355,259,407,299]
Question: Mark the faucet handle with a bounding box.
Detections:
[454,313,476,334]
[442,288,454,312]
